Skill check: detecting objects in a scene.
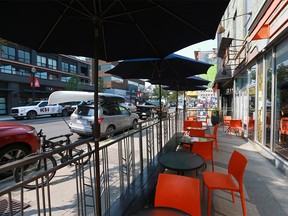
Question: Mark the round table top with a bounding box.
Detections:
[131,207,190,216]
[158,151,204,172]
[186,126,207,130]
[179,136,213,145]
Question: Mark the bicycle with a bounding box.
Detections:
[13,129,92,189]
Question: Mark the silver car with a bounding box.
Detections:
[69,103,139,137]
[120,102,137,112]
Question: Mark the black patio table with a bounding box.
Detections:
[179,136,214,151]
[130,206,190,216]
[158,151,204,175]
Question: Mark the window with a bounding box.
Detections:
[99,64,114,71]
[0,63,16,74]
[48,58,57,69]
[1,45,15,60]
[37,55,47,67]
[18,50,30,63]
[265,51,272,148]
[62,62,69,72]
[70,64,77,74]
[111,76,123,83]
[61,75,71,82]
[274,38,288,160]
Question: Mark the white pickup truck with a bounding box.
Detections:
[11,100,69,120]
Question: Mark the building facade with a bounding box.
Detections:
[215,0,288,174]
[0,42,93,114]
[99,60,146,104]
[0,42,146,115]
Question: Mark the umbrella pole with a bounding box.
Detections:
[183,91,186,120]
[93,25,102,216]
[159,84,163,152]
[176,91,179,133]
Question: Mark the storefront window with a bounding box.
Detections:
[274,38,288,159]
[265,52,272,148]
[256,59,263,143]
[248,87,255,141]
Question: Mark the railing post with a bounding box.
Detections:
[139,123,144,171]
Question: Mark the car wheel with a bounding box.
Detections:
[0,144,30,176]
[27,111,37,119]
[61,109,69,117]
[132,119,138,129]
[105,125,115,139]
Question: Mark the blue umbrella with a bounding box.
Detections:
[149,75,210,86]
[107,54,212,80]
[106,54,212,151]
[162,85,208,91]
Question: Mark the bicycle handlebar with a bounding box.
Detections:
[37,129,73,141]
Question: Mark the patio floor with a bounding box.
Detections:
[146,125,288,216]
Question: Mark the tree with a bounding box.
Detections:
[64,74,80,91]
[98,77,106,93]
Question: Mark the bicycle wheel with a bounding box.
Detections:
[14,155,57,189]
[69,142,92,165]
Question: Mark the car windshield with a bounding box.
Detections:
[26,101,41,106]
[76,105,100,116]
[145,101,160,107]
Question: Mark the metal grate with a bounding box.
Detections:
[0,197,30,216]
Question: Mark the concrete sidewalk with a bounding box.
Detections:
[0,115,14,121]
[200,126,288,216]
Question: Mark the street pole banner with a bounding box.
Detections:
[30,77,40,87]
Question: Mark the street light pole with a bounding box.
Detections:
[31,67,36,101]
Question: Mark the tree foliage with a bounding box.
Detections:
[64,74,80,91]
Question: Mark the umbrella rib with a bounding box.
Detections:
[38,0,76,50]
[117,1,160,57]
[56,0,92,17]
[149,0,211,38]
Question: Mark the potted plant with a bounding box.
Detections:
[211,108,220,126]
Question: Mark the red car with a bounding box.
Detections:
[0,121,40,174]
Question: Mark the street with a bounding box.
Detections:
[15,115,79,142]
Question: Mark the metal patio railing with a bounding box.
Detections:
[0,112,182,216]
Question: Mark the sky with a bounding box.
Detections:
[175,39,217,58]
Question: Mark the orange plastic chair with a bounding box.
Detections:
[228,120,242,138]
[181,129,205,150]
[183,120,192,132]
[155,173,201,216]
[190,121,203,128]
[204,124,219,151]
[223,116,232,131]
[192,140,214,171]
[189,128,205,137]
[187,116,197,121]
[202,150,248,216]
[280,117,288,135]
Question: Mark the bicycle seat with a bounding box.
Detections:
[65,133,74,138]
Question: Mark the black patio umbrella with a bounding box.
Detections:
[106,54,212,150]
[107,54,212,80]
[163,85,208,91]
[0,1,229,214]
[149,75,210,87]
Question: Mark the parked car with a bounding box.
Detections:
[0,121,40,176]
[11,100,69,120]
[69,103,139,138]
[60,101,83,115]
[136,101,168,120]
[120,102,137,112]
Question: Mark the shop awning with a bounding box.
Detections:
[217,37,233,58]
